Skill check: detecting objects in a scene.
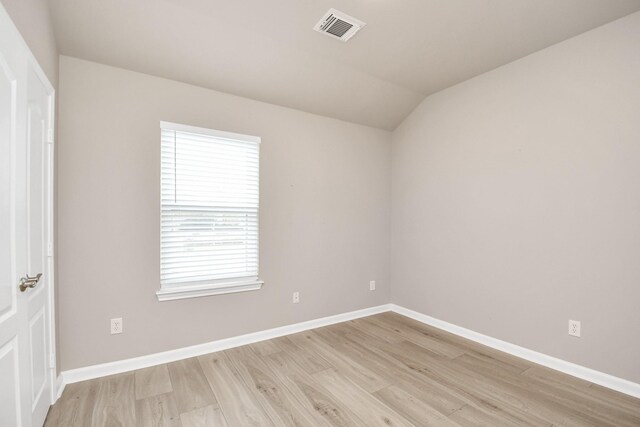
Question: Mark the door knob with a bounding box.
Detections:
[19,273,42,292]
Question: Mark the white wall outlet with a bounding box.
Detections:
[292,292,300,304]
[568,320,580,337]
[110,317,123,335]
[369,280,376,291]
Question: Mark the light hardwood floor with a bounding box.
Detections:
[45,312,640,426]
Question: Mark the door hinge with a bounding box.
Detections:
[49,354,56,369]
[47,242,53,257]
[47,128,54,144]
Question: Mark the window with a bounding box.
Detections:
[157,121,261,301]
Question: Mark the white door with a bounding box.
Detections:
[0,4,55,427]
[24,64,54,427]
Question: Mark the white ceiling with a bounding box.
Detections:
[49,0,640,130]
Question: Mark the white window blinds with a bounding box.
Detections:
[160,122,260,291]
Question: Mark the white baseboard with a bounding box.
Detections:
[57,302,639,400]
[61,304,392,386]
[390,304,640,399]
[55,374,65,401]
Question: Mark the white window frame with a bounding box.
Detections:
[157,121,263,301]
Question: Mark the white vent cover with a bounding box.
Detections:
[314,9,365,42]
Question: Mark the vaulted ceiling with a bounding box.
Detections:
[49,0,640,130]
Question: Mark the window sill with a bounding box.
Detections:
[156,279,264,302]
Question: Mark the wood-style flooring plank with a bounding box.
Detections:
[135,364,173,400]
[197,351,275,426]
[347,317,405,344]
[264,350,365,426]
[288,329,389,393]
[312,368,416,427]
[249,339,282,356]
[224,346,324,426]
[374,385,461,426]
[134,392,182,427]
[44,378,101,427]
[271,335,331,374]
[166,358,217,414]
[447,404,527,427]
[329,322,473,417]
[91,372,136,426]
[365,314,466,358]
[180,405,228,427]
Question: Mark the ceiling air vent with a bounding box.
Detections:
[314,9,365,42]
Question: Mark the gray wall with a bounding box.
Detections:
[57,56,391,370]
[0,0,58,86]
[391,12,640,383]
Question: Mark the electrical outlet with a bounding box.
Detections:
[292,292,300,304]
[110,317,123,335]
[568,320,580,337]
[369,280,376,291]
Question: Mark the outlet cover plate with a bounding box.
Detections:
[569,320,580,337]
[111,317,123,335]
